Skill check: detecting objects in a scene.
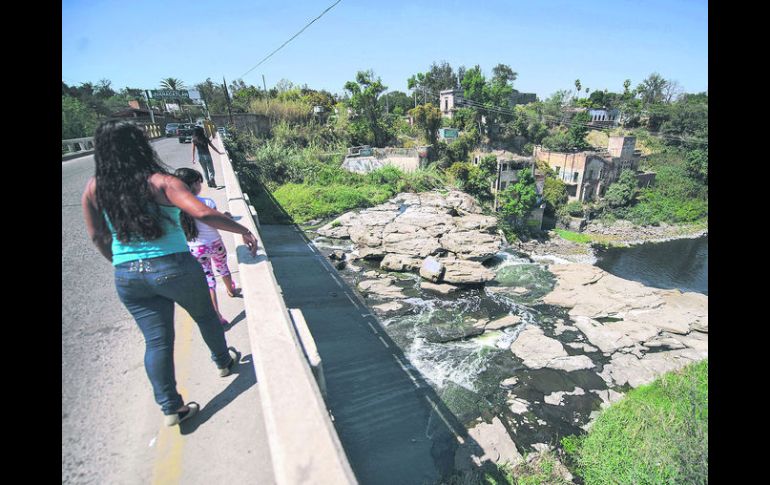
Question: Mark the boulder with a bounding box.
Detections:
[451,214,498,232]
[544,387,585,406]
[445,190,483,214]
[357,278,406,299]
[380,254,422,272]
[420,281,460,295]
[440,231,502,261]
[348,225,384,248]
[381,231,442,258]
[500,376,519,388]
[356,247,386,260]
[420,256,445,283]
[510,326,595,371]
[372,301,406,315]
[442,259,496,285]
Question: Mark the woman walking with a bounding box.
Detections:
[81,120,258,426]
[191,125,223,187]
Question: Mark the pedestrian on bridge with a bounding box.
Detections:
[174,167,242,326]
[191,126,223,188]
[81,120,259,427]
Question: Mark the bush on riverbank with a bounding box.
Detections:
[562,359,708,484]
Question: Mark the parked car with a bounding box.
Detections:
[217,126,229,140]
[165,123,180,137]
[177,124,195,143]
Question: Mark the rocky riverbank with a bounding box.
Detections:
[308,190,707,479]
[583,219,708,246]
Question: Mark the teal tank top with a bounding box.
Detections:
[106,206,190,266]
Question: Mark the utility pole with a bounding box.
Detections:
[262,74,269,109]
[144,90,155,124]
[223,76,233,125]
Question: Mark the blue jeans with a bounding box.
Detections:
[114,252,232,415]
[198,153,215,184]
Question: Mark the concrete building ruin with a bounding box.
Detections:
[533,136,655,203]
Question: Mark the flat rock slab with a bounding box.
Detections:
[455,416,523,469]
[357,278,406,299]
[598,348,705,388]
[573,316,660,354]
[485,314,522,331]
[420,281,460,295]
[544,387,585,406]
[510,326,595,371]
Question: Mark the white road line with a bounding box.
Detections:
[366,321,378,334]
[345,293,360,309]
[377,336,390,348]
[424,395,462,441]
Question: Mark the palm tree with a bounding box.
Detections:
[574,79,582,98]
[159,78,186,90]
[159,78,188,120]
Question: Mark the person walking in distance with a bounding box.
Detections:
[174,168,241,326]
[191,126,223,187]
[81,120,259,426]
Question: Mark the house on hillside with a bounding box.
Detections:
[439,89,537,118]
[533,135,654,203]
[471,148,545,229]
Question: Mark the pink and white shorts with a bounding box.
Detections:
[188,238,231,288]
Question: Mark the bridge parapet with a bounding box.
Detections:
[216,134,357,485]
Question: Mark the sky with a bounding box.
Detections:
[62,0,708,100]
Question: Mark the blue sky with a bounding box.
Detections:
[62,0,708,99]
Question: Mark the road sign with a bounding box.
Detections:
[150,89,190,99]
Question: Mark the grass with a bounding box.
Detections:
[563,359,708,484]
[553,228,620,247]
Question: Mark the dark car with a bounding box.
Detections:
[177,124,195,143]
[165,123,180,137]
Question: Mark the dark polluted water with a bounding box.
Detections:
[595,235,708,295]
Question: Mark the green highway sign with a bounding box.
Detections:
[150,89,190,99]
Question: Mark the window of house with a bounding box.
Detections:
[573,172,579,182]
[501,163,508,171]
[554,166,560,174]
[445,99,448,111]
[500,181,507,190]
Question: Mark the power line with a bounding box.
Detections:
[238,0,342,80]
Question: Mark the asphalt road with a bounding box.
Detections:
[62,138,273,484]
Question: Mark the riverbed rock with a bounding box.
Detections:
[500,377,519,388]
[381,231,442,258]
[544,387,585,406]
[485,314,522,331]
[372,301,406,315]
[455,416,524,470]
[507,395,530,414]
[510,326,595,371]
[572,316,660,354]
[420,281,460,295]
[598,348,705,388]
[418,314,486,343]
[592,389,625,409]
[357,278,406,299]
[419,256,445,282]
[442,259,496,285]
[440,231,502,261]
[565,342,599,353]
[380,254,422,272]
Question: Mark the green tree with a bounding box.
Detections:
[567,111,591,150]
[605,169,639,208]
[344,70,390,147]
[636,73,668,106]
[409,103,442,146]
[500,168,538,221]
[684,148,708,185]
[542,175,568,216]
[62,94,99,139]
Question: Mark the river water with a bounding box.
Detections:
[595,235,708,295]
[311,232,708,478]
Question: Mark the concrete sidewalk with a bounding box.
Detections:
[150,142,276,484]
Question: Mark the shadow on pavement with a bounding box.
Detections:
[180,354,257,435]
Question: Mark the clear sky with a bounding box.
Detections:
[62,0,708,99]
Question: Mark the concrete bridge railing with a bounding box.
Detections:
[214,134,358,485]
[62,122,164,162]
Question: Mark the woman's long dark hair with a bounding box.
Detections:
[93,120,173,242]
[192,126,209,149]
[173,168,203,241]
